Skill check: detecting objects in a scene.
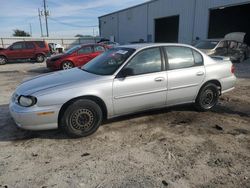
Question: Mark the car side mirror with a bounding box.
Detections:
[117,67,134,78]
[9,46,13,50]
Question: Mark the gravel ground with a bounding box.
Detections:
[0,59,250,188]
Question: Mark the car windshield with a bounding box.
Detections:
[195,41,219,49]
[65,45,81,54]
[81,47,135,75]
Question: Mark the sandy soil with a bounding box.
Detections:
[0,60,250,188]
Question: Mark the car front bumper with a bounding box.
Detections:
[9,102,60,130]
[46,59,60,70]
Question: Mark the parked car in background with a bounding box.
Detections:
[98,41,119,48]
[10,43,236,137]
[46,43,108,70]
[48,43,65,54]
[0,41,50,65]
[195,32,249,63]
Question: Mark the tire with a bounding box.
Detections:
[61,61,74,70]
[194,83,219,111]
[0,56,7,65]
[36,54,45,63]
[60,99,103,138]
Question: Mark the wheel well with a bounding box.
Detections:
[58,95,108,126]
[200,80,222,95]
[36,53,45,57]
[0,55,7,60]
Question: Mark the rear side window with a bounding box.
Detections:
[78,46,92,54]
[192,50,203,65]
[94,45,105,52]
[35,41,46,48]
[165,46,203,70]
[25,42,35,49]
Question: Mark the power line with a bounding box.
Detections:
[48,17,98,28]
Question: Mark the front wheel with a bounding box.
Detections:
[61,61,74,70]
[60,99,103,138]
[0,56,7,65]
[194,83,219,111]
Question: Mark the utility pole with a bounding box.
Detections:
[43,0,49,37]
[38,8,43,37]
[29,23,32,36]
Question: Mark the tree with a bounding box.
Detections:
[13,29,30,37]
[75,34,93,37]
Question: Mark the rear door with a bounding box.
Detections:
[22,42,36,58]
[75,46,93,66]
[113,47,167,115]
[164,46,205,105]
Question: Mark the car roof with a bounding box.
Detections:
[119,43,195,50]
[80,43,105,47]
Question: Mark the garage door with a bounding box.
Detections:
[208,3,250,38]
[155,15,179,43]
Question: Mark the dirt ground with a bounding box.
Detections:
[0,60,250,188]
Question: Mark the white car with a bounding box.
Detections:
[49,43,65,53]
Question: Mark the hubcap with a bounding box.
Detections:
[37,55,44,62]
[70,109,94,131]
[63,62,73,70]
[201,89,215,108]
[0,57,6,64]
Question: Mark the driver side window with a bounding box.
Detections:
[125,47,162,76]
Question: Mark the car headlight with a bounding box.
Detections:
[18,96,37,107]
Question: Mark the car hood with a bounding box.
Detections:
[16,68,101,95]
[49,53,67,61]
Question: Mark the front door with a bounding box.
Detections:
[164,46,205,105]
[76,46,93,66]
[7,42,25,59]
[113,47,167,115]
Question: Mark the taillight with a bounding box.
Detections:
[231,64,235,74]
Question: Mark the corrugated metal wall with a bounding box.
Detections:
[99,0,250,44]
[193,0,250,41]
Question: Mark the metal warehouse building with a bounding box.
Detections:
[98,0,250,44]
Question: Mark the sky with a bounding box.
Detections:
[0,0,148,37]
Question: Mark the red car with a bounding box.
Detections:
[46,44,107,70]
[0,41,50,65]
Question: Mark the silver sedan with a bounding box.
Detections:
[9,43,236,137]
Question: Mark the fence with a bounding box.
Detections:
[0,37,102,49]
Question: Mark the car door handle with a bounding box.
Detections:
[196,71,204,76]
[154,77,165,82]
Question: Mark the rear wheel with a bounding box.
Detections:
[61,61,74,70]
[60,99,103,137]
[194,83,219,111]
[36,54,45,63]
[0,56,7,65]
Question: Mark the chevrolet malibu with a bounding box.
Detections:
[9,43,236,137]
